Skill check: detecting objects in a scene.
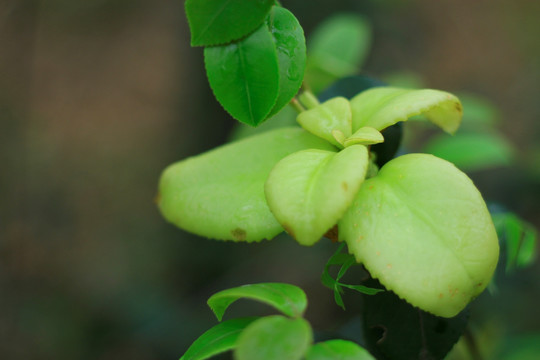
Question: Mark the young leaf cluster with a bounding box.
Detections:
[321,243,383,310]
[186,0,306,126]
[158,85,499,318]
[181,283,375,360]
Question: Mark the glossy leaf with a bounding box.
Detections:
[158,128,335,242]
[204,24,279,126]
[266,7,306,117]
[306,340,375,360]
[207,283,307,321]
[305,15,372,93]
[235,315,312,360]
[265,145,368,246]
[296,97,352,148]
[350,87,463,134]
[185,0,274,46]
[339,154,499,317]
[424,132,513,171]
[181,317,258,360]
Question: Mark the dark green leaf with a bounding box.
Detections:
[181,317,258,360]
[158,128,335,242]
[321,244,383,310]
[235,315,312,360]
[339,284,384,295]
[204,24,279,126]
[333,284,346,311]
[266,6,306,117]
[306,339,375,360]
[207,283,307,321]
[321,243,349,289]
[185,0,274,46]
[336,256,356,281]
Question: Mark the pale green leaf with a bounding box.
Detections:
[305,340,375,360]
[265,145,368,245]
[158,128,335,242]
[350,87,463,134]
[339,154,499,317]
[266,7,306,117]
[344,126,384,147]
[296,97,352,148]
[185,0,274,46]
[425,132,513,171]
[207,283,307,321]
[181,317,258,360]
[235,316,312,360]
[204,24,279,126]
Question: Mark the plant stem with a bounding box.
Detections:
[298,91,320,110]
[289,98,306,114]
[464,327,483,360]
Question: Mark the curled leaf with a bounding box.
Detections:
[350,87,463,134]
[181,317,258,360]
[207,283,307,321]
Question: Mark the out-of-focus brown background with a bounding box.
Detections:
[1,0,539,359]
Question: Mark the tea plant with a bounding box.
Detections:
[158,1,505,359]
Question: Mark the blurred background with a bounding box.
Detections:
[1,0,539,359]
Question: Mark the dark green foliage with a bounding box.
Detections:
[181,317,258,360]
[322,244,384,310]
[207,283,307,321]
[204,24,280,126]
[202,5,306,126]
[185,0,275,46]
[266,6,306,117]
[362,280,469,360]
